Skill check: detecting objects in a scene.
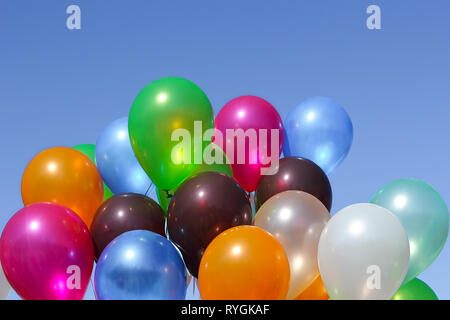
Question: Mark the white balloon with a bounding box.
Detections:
[318,203,409,300]
[0,264,11,300]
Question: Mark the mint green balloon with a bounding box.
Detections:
[371,178,449,283]
[392,278,438,300]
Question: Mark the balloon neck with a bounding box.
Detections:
[165,190,173,198]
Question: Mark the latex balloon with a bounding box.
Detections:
[96,117,153,195]
[95,230,186,300]
[392,278,438,300]
[215,95,284,192]
[295,276,329,300]
[167,172,252,277]
[370,178,449,284]
[129,77,214,191]
[254,191,330,299]
[157,143,233,212]
[284,97,353,175]
[198,225,290,300]
[21,147,104,227]
[72,143,114,201]
[318,203,410,300]
[0,265,11,300]
[90,193,166,260]
[255,157,332,211]
[0,203,94,300]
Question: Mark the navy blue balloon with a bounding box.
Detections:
[96,117,154,195]
[284,97,353,175]
[95,230,187,300]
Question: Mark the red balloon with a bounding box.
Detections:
[215,96,284,192]
[0,203,94,300]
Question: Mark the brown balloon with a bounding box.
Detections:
[255,157,332,211]
[167,172,252,277]
[90,193,166,260]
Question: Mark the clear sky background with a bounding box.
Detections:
[1,0,449,299]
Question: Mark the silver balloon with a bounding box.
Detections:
[0,265,10,300]
[318,203,410,300]
[254,190,330,299]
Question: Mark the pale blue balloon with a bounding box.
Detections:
[95,230,187,300]
[371,178,449,284]
[284,97,353,175]
[96,117,153,195]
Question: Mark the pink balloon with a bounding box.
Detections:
[0,203,94,300]
[215,96,284,192]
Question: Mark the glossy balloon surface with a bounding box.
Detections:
[198,226,290,300]
[255,191,330,299]
[95,230,187,300]
[96,117,153,195]
[167,172,252,277]
[129,77,214,191]
[255,157,332,211]
[318,203,410,300]
[90,193,166,260]
[284,97,353,175]
[21,147,104,227]
[371,178,449,283]
[0,203,94,300]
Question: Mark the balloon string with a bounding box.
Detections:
[193,277,196,296]
[90,278,98,300]
[144,183,152,197]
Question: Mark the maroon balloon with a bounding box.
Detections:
[90,193,166,260]
[167,172,252,277]
[255,157,332,211]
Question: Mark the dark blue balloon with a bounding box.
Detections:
[95,230,187,300]
[284,97,353,175]
[96,117,154,196]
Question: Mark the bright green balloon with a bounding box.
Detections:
[156,143,233,212]
[129,77,214,191]
[72,144,114,201]
[392,278,438,300]
[370,178,449,283]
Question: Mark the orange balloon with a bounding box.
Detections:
[21,147,104,227]
[198,226,290,300]
[295,275,329,300]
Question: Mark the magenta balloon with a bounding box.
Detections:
[0,203,94,300]
[215,96,284,192]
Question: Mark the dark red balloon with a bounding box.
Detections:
[255,157,332,211]
[90,193,166,260]
[167,172,252,277]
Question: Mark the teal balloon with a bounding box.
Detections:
[371,178,449,283]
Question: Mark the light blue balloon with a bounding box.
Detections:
[370,178,449,284]
[283,97,353,175]
[95,230,187,300]
[96,117,153,195]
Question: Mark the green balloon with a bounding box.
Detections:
[72,144,114,201]
[156,143,233,212]
[392,278,438,300]
[370,178,449,283]
[129,77,214,191]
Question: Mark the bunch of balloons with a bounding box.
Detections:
[0,77,447,301]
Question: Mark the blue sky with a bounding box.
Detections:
[1,1,449,299]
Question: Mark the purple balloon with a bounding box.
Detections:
[0,203,94,300]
